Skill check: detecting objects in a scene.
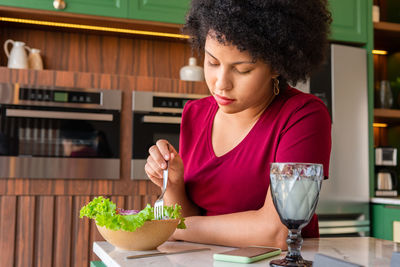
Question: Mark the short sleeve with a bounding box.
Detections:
[275,99,331,179]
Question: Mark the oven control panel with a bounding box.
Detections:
[19,88,101,104]
[153,96,191,109]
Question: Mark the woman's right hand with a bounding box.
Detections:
[145,139,184,189]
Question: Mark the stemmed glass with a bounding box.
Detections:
[269,163,324,267]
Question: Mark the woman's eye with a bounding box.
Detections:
[207,61,219,66]
[236,69,252,74]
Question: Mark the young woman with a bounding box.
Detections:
[145,0,332,249]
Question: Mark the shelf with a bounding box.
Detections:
[0,5,186,40]
[374,21,400,32]
[374,21,400,52]
[374,108,400,124]
[0,67,209,94]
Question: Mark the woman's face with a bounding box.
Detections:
[204,34,277,115]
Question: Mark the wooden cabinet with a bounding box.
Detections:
[371,203,400,241]
[0,0,128,18]
[0,0,191,24]
[128,0,190,24]
[329,0,368,44]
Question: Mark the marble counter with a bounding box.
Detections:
[93,237,399,266]
[371,197,400,205]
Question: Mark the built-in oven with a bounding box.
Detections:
[0,83,121,179]
[131,91,207,180]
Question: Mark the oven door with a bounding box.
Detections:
[131,112,181,180]
[0,105,120,179]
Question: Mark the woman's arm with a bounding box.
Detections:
[145,139,201,217]
[172,187,288,249]
[163,176,201,217]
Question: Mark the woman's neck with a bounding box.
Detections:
[218,92,276,127]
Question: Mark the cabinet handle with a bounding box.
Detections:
[5,108,113,121]
[142,115,181,124]
[53,0,66,10]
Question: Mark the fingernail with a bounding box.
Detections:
[160,163,166,168]
[164,154,169,160]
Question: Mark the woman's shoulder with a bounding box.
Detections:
[283,86,325,106]
[267,86,331,129]
[180,95,214,145]
[183,95,215,116]
[279,86,329,116]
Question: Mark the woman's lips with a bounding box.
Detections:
[214,94,235,105]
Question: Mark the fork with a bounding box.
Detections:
[154,161,168,220]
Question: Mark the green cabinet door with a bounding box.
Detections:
[371,204,400,241]
[0,0,128,18]
[329,0,368,44]
[128,0,191,24]
[371,204,385,239]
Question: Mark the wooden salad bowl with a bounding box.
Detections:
[96,219,180,251]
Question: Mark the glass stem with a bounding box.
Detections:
[285,229,303,261]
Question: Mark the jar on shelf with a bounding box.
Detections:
[378,80,394,109]
[391,77,400,109]
[373,5,380,22]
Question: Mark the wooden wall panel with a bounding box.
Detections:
[35,196,55,267]
[0,194,164,266]
[374,125,389,147]
[0,26,199,79]
[15,196,35,267]
[89,218,104,262]
[53,196,73,267]
[127,195,143,211]
[0,196,17,267]
[374,54,388,84]
[72,196,91,267]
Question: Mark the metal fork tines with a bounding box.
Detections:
[154,162,168,220]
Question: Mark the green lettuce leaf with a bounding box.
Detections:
[79,196,186,231]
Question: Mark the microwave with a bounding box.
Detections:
[131,91,208,180]
[375,147,397,166]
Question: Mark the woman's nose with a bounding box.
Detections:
[214,69,233,91]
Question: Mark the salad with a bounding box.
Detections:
[80,196,186,232]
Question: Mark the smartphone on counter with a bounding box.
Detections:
[213,246,281,263]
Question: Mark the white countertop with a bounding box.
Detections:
[93,237,398,266]
[371,197,400,205]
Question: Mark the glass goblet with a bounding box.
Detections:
[269,163,323,267]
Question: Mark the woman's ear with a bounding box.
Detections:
[271,69,279,80]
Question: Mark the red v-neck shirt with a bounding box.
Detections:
[179,86,331,237]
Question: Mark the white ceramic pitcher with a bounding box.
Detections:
[27,48,43,70]
[4,39,29,69]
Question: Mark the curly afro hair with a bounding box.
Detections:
[183,0,332,89]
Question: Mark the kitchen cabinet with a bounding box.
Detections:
[373,1,400,105]
[373,2,400,186]
[0,0,128,18]
[371,203,400,241]
[1,0,370,35]
[329,0,368,44]
[0,0,191,24]
[128,0,191,24]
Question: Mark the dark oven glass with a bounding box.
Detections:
[0,105,120,158]
[132,113,180,159]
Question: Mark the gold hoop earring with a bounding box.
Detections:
[273,78,280,95]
